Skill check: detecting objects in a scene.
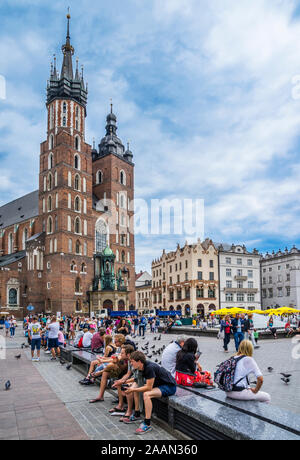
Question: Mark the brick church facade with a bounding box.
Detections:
[0,15,135,318]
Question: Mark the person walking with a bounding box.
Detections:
[47,316,61,361]
[231,314,245,352]
[4,318,10,337]
[28,316,42,362]
[225,340,271,403]
[220,315,232,353]
[9,317,16,338]
[139,316,147,337]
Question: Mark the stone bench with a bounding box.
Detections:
[72,350,98,374]
[152,386,300,440]
[59,344,78,362]
[159,326,289,340]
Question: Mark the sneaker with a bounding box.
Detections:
[136,422,152,434]
[123,414,142,424]
[50,357,56,361]
[45,350,51,354]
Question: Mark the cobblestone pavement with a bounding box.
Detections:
[133,329,300,415]
[0,326,175,441]
[0,335,89,440]
[1,324,299,442]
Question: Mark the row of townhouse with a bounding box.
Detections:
[140,239,300,317]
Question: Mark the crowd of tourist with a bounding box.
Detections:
[17,312,290,435]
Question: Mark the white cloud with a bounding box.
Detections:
[1,0,300,271]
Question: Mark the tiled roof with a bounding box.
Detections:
[0,251,26,268]
[0,191,39,230]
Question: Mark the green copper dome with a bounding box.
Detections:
[103,246,114,256]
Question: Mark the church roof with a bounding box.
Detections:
[0,190,39,230]
[0,250,26,268]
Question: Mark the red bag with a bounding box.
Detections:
[175,371,195,387]
[77,337,83,349]
[175,370,214,387]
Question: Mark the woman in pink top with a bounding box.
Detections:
[58,329,65,347]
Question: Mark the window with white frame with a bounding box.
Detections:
[95,219,108,253]
[74,154,80,171]
[226,293,234,302]
[120,170,126,186]
[96,171,103,185]
[74,217,81,235]
[48,153,54,170]
[74,174,81,191]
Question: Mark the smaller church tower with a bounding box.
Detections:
[92,105,135,309]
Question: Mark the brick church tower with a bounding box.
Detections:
[0,14,135,317]
[40,13,136,314]
[38,13,93,313]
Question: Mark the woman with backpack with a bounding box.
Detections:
[224,340,271,403]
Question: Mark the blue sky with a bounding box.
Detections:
[0,0,300,271]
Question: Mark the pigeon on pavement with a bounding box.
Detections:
[280,373,292,379]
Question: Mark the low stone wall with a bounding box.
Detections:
[158,326,289,340]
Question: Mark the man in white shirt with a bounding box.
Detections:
[82,326,95,348]
[161,337,186,377]
[28,317,42,362]
[47,317,61,361]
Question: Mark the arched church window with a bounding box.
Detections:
[74,154,80,170]
[22,228,28,250]
[48,173,53,191]
[63,102,67,114]
[95,219,108,253]
[48,196,52,212]
[74,217,81,235]
[75,240,81,255]
[9,288,18,306]
[96,171,103,184]
[47,216,53,234]
[75,278,81,293]
[49,134,54,150]
[75,196,81,212]
[120,170,126,186]
[8,233,13,254]
[48,153,54,170]
[121,251,125,263]
[75,174,81,191]
[75,136,80,151]
[63,116,66,127]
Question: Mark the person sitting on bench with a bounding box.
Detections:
[89,345,134,403]
[80,335,125,384]
[124,351,177,435]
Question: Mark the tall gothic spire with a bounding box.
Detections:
[47,11,88,111]
[61,11,74,81]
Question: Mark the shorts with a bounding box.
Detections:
[158,384,177,397]
[95,363,109,373]
[31,338,41,351]
[48,338,59,349]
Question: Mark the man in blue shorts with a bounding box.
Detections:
[47,316,61,361]
[28,317,42,362]
[126,351,177,435]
